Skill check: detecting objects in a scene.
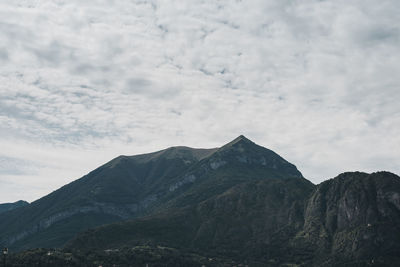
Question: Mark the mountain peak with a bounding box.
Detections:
[212,135,303,178]
[223,135,253,148]
[237,134,247,139]
[233,134,251,142]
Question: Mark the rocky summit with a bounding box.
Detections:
[1,136,399,266]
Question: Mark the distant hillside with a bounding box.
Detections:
[0,135,302,251]
[0,200,28,214]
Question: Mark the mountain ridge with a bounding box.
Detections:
[2,136,399,266]
[0,200,29,214]
[0,135,303,251]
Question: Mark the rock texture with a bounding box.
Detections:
[68,172,400,266]
[293,171,400,266]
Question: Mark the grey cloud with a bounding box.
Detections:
[364,26,399,43]
[0,49,8,61]
[71,63,97,75]
[0,0,399,202]
[125,78,152,92]
[0,156,39,176]
[30,41,67,66]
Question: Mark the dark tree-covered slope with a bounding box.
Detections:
[0,135,302,251]
[0,145,217,250]
[0,200,28,214]
[68,172,400,267]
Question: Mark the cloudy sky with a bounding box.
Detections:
[0,0,399,203]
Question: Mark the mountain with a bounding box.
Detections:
[0,135,302,251]
[3,136,399,266]
[0,200,28,214]
[67,171,400,266]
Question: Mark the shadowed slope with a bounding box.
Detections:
[0,200,28,214]
[0,146,217,250]
[68,172,400,266]
[0,136,303,251]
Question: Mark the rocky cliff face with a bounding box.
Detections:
[68,171,400,266]
[291,171,400,266]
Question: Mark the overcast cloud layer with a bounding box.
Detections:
[1,0,399,202]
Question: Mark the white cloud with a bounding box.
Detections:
[0,0,399,202]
